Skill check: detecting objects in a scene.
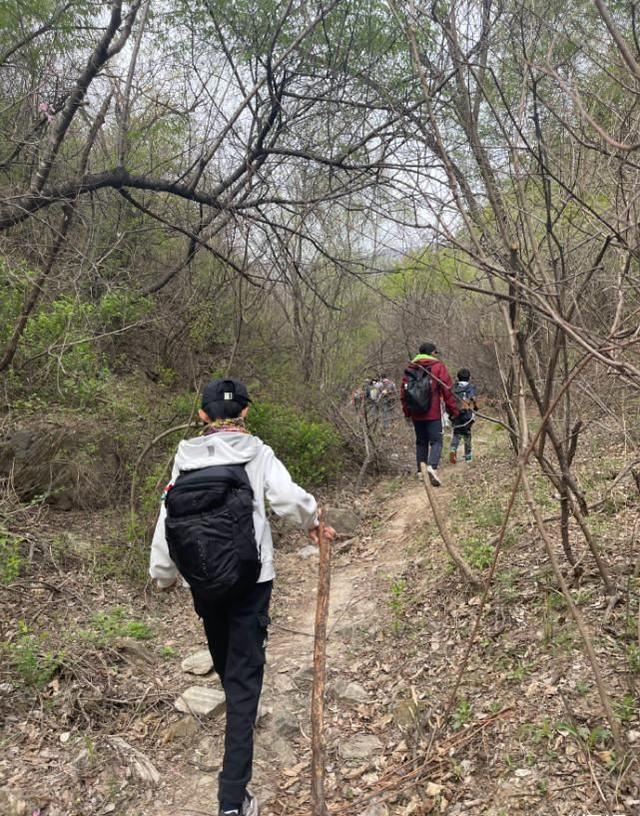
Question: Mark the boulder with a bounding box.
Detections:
[255,734,297,768]
[392,699,423,730]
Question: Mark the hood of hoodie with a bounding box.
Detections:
[174,432,261,472]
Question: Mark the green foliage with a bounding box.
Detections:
[462,534,494,570]
[0,531,23,584]
[501,657,535,682]
[92,537,150,587]
[173,0,408,86]
[2,621,63,687]
[452,698,472,730]
[388,575,407,634]
[140,461,172,517]
[3,283,151,409]
[520,718,553,744]
[627,644,640,675]
[247,400,343,486]
[382,245,472,300]
[82,608,154,645]
[614,694,635,724]
[556,721,612,749]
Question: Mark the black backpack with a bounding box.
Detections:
[404,364,433,413]
[164,464,261,599]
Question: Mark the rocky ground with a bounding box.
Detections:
[2,418,640,815]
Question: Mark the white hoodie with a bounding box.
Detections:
[149,431,319,588]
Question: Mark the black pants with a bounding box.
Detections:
[413,418,443,471]
[192,580,272,807]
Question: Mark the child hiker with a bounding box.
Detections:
[450,368,478,463]
[149,378,335,816]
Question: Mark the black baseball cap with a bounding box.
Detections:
[201,378,251,416]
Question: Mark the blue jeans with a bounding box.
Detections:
[412,419,443,471]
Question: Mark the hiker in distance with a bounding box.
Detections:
[401,342,459,486]
[149,378,336,816]
[450,367,479,464]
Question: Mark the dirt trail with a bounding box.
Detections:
[158,470,433,816]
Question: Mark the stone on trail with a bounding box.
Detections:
[175,686,226,717]
[362,805,389,816]
[194,736,222,773]
[255,734,297,770]
[339,733,383,760]
[108,736,161,785]
[334,677,368,704]
[113,637,155,664]
[181,649,214,675]
[272,708,300,738]
[162,715,199,742]
[293,665,314,688]
[298,544,319,560]
[269,671,296,694]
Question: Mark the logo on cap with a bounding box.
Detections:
[224,391,233,400]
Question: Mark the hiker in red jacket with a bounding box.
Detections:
[401,342,459,486]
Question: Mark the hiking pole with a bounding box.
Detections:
[311,510,331,816]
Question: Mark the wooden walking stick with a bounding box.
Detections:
[311,511,331,816]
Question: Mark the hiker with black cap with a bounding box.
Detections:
[149,378,335,816]
[401,343,459,486]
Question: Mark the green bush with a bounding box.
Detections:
[247,400,343,486]
[3,285,151,409]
